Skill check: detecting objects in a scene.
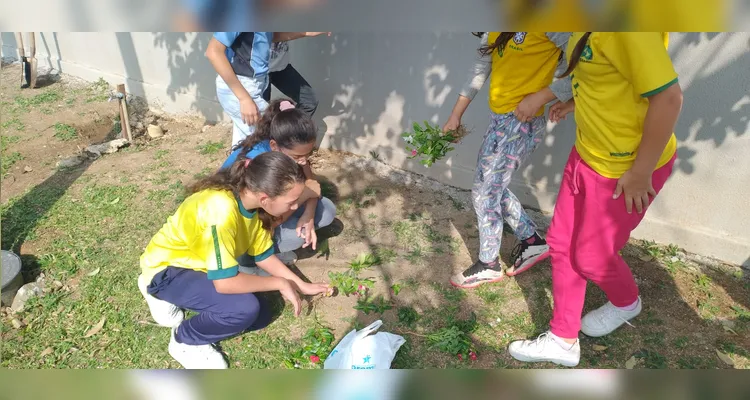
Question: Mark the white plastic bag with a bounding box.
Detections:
[324,320,405,369]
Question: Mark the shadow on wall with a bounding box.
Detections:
[296,33,490,182]
[670,33,749,175]
[152,32,224,123]
[289,32,749,217]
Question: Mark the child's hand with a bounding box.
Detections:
[299,282,333,297]
[549,100,575,123]
[278,279,302,317]
[614,169,657,214]
[239,97,260,126]
[296,217,317,250]
[442,116,462,143]
[514,92,545,122]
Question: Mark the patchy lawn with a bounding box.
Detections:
[2,65,749,369]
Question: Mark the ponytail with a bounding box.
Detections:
[558,32,592,78]
[188,151,306,230]
[232,98,317,155]
[478,32,516,57]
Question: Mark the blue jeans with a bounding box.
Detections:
[274,197,336,253]
[147,267,272,345]
[215,74,269,147]
[236,197,337,275]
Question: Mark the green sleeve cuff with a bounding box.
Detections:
[253,246,275,262]
[207,265,239,280]
[641,77,678,98]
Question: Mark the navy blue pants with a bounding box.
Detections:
[147,267,271,346]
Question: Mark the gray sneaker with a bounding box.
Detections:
[276,251,298,266]
[450,259,505,289]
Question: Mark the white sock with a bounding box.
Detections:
[616,297,640,312]
[549,332,577,350]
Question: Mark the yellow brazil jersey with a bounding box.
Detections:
[487,32,562,115]
[140,189,274,282]
[567,32,678,178]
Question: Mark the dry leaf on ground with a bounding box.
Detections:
[716,350,735,366]
[84,317,106,338]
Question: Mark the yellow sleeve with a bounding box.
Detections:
[247,221,274,262]
[196,210,240,280]
[602,32,678,97]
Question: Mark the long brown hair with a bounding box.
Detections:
[188,151,306,230]
[559,32,592,78]
[232,98,317,155]
[479,32,516,57]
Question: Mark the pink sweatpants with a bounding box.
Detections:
[548,147,675,338]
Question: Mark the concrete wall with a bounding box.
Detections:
[2,32,749,267]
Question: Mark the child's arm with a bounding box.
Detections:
[615,83,683,214]
[256,255,332,296]
[297,163,320,249]
[213,274,302,316]
[273,32,330,42]
[443,33,491,133]
[514,32,573,122]
[205,34,260,126]
[632,83,682,175]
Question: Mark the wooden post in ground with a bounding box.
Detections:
[27,33,37,88]
[116,84,133,141]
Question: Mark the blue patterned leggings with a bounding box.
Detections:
[472,112,546,263]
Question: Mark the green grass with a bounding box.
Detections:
[84,78,111,103]
[13,90,62,111]
[1,136,24,177]
[193,167,214,180]
[672,336,690,349]
[197,141,225,155]
[53,123,78,141]
[2,118,26,131]
[475,284,504,304]
[1,152,24,177]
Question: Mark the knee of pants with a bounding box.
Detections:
[222,293,261,330]
[569,241,612,275]
[301,97,319,116]
[315,197,336,228]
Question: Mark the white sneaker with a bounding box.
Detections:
[138,274,184,328]
[508,332,580,367]
[168,328,228,369]
[581,297,642,337]
[276,251,298,266]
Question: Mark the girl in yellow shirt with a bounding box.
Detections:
[445,32,573,289]
[138,151,332,369]
[509,32,683,366]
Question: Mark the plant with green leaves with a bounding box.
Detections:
[427,326,477,362]
[354,295,393,315]
[397,306,420,327]
[426,313,478,361]
[402,121,467,167]
[349,252,380,272]
[283,325,335,369]
[328,270,375,297]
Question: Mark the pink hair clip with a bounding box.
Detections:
[279,100,295,111]
[244,159,251,168]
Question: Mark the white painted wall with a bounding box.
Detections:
[2,32,749,267]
